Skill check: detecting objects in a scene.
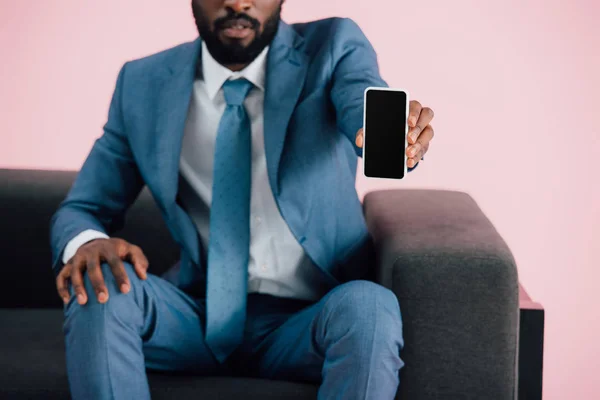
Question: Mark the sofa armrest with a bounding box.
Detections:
[363,189,519,400]
[518,284,545,400]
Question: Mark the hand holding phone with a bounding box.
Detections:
[362,87,409,179]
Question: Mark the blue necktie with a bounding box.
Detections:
[205,78,254,363]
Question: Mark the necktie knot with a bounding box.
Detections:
[222,78,254,106]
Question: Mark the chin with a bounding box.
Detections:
[218,34,256,48]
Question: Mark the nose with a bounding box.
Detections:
[224,0,253,13]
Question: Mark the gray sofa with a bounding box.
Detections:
[0,168,529,399]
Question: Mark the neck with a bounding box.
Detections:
[224,63,249,72]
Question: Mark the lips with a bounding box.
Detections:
[221,18,253,30]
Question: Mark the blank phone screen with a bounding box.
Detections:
[364,89,407,179]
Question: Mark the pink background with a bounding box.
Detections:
[1,1,598,398]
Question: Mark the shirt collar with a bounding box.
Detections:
[201,41,268,100]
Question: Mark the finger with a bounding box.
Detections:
[104,250,130,294]
[407,100,422,128]
[86,256,109,303]
[420,142,430,159]
[70,257,88,305]
[417,124,435,148]
[355,128,364,148]
[408,140,430,167]
[407,134,430,168]
[127,245,149,280]
[407,151,426,168]
[56,266,72,304]
[406,142,421,159]
[409,107,434,144]
[415,143,429,162]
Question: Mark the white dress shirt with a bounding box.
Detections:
[63,42,330,301]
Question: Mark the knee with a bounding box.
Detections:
[65,261,143,318]
[324,280,402,332]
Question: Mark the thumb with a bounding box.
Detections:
[355,128,364,148]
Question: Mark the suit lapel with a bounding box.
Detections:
[155,38,202,209]
[153,22,308,205]
[264,22,309,196]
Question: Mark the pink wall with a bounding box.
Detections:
[1,1,599,398]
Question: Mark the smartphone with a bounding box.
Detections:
[362,87,409,179]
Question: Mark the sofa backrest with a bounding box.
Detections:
[0,168,179,309]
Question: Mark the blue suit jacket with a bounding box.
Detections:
[50,18,413,293]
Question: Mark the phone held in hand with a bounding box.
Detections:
[362,87,409,180]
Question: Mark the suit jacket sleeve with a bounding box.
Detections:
[329,18,420,171]
[329,18,387,158]
[49,62,145,276]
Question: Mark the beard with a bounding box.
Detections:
[192,2,282,65]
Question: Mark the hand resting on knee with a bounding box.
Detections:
[55,238,149,306]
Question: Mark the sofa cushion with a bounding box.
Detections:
[0,309,319,399]
[0,169,180,309]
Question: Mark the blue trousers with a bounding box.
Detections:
[63,262,404,399]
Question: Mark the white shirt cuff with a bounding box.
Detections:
[62,229,109,264]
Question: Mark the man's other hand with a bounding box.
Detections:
[355,100,435,168]
[56,238,149,305]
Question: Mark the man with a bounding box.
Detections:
[51,0,435,398]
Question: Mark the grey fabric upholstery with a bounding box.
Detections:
[0,169,519,399]
[363,189,519,399]
[0,169,178,309]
